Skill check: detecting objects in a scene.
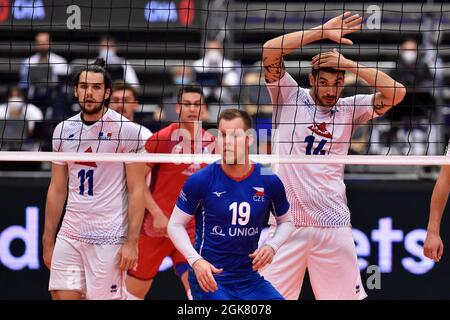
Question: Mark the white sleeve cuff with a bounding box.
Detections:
[265,213,295,253]
[167,206,203,267]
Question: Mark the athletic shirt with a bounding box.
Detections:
[52,108,144,245]
[144,123,215,237]
[267,72,378,227]
[176,162,290,278]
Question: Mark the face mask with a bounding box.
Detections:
[8,97,24,112]
[402,51,417,64]
[174,76,191,85]
[99,48,116,63]
[205,49,223,67]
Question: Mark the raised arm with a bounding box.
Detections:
[312,49,406,115]
[263,12,363,83]
[43,163,68,269]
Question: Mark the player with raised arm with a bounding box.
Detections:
[125,85,215,300]
[43,58,146,300]
[168,109,295,300]
[260,12,406,299]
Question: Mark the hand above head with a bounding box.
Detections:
[311,48,355,71]
[321,12,363,45]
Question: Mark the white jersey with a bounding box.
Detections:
[267,72,378,227]
[52,108,144,245]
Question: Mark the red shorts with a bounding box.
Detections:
[128,233,192,281]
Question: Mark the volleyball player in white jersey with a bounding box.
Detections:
[260,12,406,299]
[43,59,146,300]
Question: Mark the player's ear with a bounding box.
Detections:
[104,88,111,100]
[309,73,315,87]
[73,86,78,98]
[176,102,181,114]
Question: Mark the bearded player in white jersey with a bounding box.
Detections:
[260,12,406,299]
[42,58,146,300]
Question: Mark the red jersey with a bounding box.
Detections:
[143,123,215,237]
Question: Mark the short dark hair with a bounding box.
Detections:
[218,109,252,131]
[8,86,26,100]
[177,85,205,104]
[311,67,345,78]
[111,80,138,100]
[72,58,112,106]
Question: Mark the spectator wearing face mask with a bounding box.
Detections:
[193,40,240,104]
[0,86,43,136]
[19,32,69,118]
[97,35,140,87]
[387,38,435,155]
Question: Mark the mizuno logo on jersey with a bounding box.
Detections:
[253,187,265,202]
[213,191,227,197]
[308,122,332,139]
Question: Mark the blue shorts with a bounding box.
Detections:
[189,270,284,300]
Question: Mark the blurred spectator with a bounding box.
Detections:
[19,32,69,118]
[0,86,43,150]
[160,66,196,122]
[109,80,152,143]
[193,40,240,104]
[387,38,435,155]
[171,65,194,86]
[98,35,140,87]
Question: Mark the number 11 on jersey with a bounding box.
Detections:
[78,169,94,196]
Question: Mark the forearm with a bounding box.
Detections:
[345,61,405,106]
[127,187,145,242]
[43,187,66,243]
[265,214,295,252]
[263,27,325,59]
[168,206,202,266]
[428,181,450,235]
[144,188,164,217]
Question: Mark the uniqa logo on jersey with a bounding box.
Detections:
[211,226,259,237]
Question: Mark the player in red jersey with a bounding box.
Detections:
[126,85,215,299]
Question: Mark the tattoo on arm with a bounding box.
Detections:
[373,101,386,111]
[264,56,286,83]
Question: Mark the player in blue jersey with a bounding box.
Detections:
[167,109,295,300]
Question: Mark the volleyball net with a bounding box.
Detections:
[0,1,449,167]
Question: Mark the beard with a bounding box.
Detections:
[79,101,104,115]
[317,95,337,108]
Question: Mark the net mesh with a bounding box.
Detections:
[0,1,449,171]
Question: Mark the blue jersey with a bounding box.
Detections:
[176,162,290,278]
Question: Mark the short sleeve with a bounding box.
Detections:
[176,171,208,215]
[268,174,290,217]
[52,122,65,165]
[122,122,145,154]
[265,71,300,106]
[342,94,377,124]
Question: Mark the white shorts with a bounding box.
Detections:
[48,236,127,300]
[260,227,366,300]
